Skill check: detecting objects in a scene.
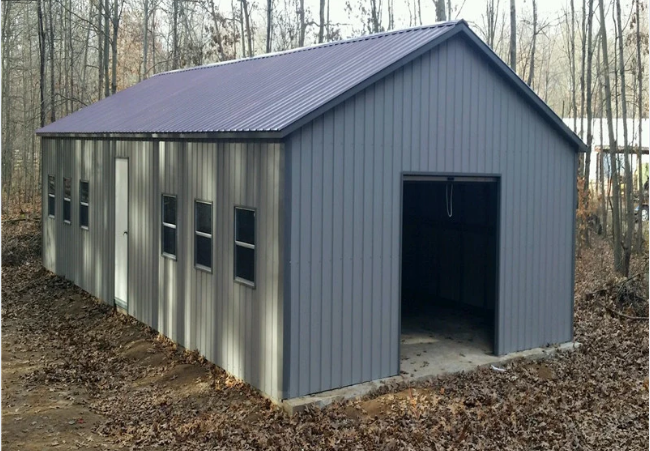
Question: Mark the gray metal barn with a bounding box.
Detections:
[36,20,585,401]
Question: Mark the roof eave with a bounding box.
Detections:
[36,130,284,141]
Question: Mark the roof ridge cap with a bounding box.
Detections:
[153,21,462,77]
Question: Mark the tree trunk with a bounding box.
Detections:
[298,0,305,46]
[579,0,586,140]
[581,0,594,247]
[615,0,633,276]
[142,0,149,80]
[172,0,179,69]
[111,0,119,94]
[600,110,608,236]
[598,0,623,273]
[37,0,46,127]
[509,0,516,70]
[67,0,74,112]
[318,0,325,42]
[208,0,225,61]
[241,0,253,56]
[103,0,110,98]
[570,0,577,151]
[485,0,497,49]
[370,0,380,33]
[266,0,273,51]
[98,0,104,100]
[2,0,13,206]
[48,0,56,122]
[526,0,536,87]
[81,3,92,103]
[435,0,446,21]
[635,0,644,252]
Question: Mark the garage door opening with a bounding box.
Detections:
[400,176,499,375]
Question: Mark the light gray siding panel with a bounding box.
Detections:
[42,138,284,401]
[285,36,576,398]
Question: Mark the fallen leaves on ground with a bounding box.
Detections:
[2,216,648,450]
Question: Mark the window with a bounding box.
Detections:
[80,181,89,229]
[234,207,255,285]
[48,175,55,218]
[162,195,177,258]
[195,201,212,271]
[63,177,72,223]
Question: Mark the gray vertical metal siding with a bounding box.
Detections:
[285,36,576,398]
[42,138,284,400]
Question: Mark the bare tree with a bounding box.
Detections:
[98,0,104,99]
[103,0,110,97]
[598,0,623,273]
[635,0,644,252]
[48,0,56,122]
[267,0,273,50]
[298,0,305,45]
[37,0,46,127]
[241,0,253,56]
[434,0,446,21]
[570,0,576,136]
[526,0,537,87]
[509,0,516,70]
[581,0,595,246]
[173,0,179,68]
[482,0,500,49]
[142,0,149,80]
[111,0,121,94]
[615,0,634,275]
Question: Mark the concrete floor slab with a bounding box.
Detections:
[283,309,580,414]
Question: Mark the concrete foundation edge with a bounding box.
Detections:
[282,341,581,415]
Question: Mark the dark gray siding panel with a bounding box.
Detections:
[285,37,576,398]
[41,139,284,400]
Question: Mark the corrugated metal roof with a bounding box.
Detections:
[36,21,460,135]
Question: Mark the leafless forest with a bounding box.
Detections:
[1,0,648,274]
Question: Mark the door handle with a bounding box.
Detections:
[123,231,128,236]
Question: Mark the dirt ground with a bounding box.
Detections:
[2,215,649,450]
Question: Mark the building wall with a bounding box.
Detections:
[284,36,577,398]
[42,139,285,400]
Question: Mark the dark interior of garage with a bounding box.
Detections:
[400,178,499,355]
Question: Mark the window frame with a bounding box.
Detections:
[48,175,56,218]
[161,194,178,260]
[194,199,213,273]
[234,206,256,287]
[79,180,89,230]
[63,177,72,224]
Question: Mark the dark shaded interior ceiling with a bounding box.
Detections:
[401,180,498,322]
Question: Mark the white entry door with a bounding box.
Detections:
[114,158,129,309]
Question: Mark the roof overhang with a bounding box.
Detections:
[37,22,587,153]
[37,131,284,141]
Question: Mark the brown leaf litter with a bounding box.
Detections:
[2,215,648,450]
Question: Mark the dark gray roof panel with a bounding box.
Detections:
[36,22,458,135]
